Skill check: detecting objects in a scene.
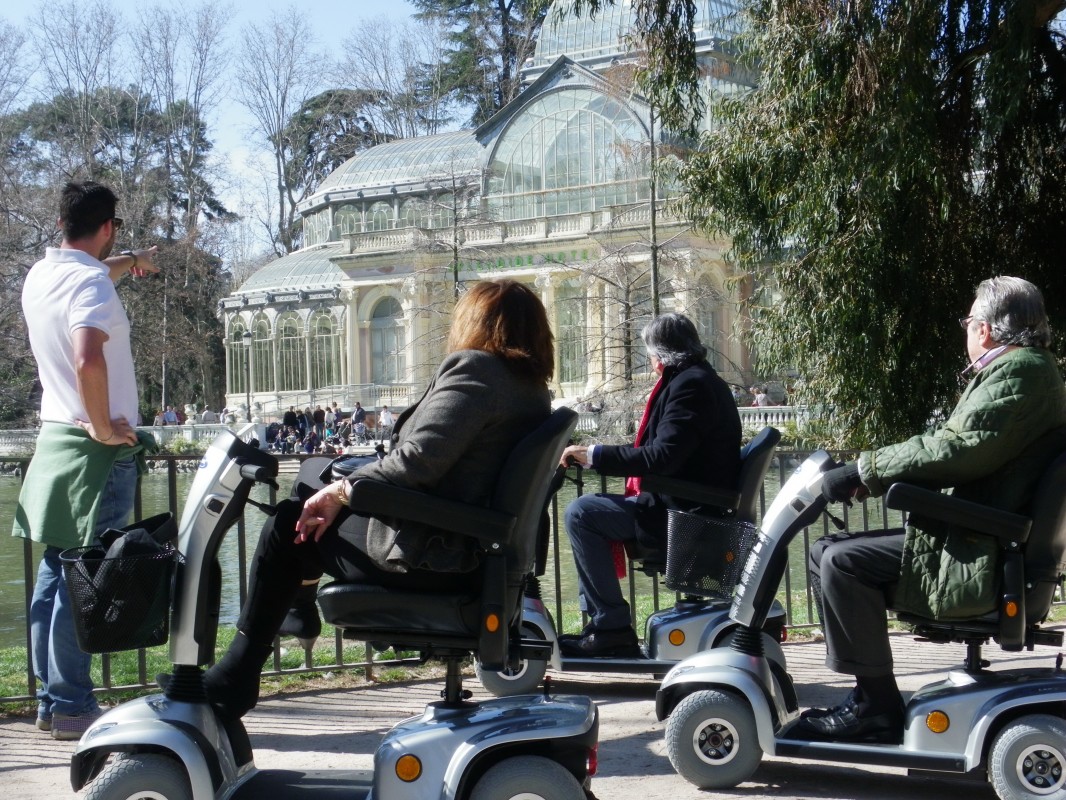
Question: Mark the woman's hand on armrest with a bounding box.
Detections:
[295,481,347,543]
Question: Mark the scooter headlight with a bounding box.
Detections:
[395,754,422,782]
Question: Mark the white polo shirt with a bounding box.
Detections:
[22,247,138,425]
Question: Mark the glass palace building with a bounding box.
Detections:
[220,0,753,417]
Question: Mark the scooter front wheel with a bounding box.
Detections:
[83,753,192,800]
[666,689,762,789]
[469,754,585,800]
[989,714,1066,800]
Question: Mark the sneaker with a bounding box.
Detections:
[51,710,103,741]
[36,715,52,732]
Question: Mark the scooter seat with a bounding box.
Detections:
[318,581,485,640]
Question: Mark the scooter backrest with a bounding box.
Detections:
[1022,446,1066,620]
[735,427,782,523]
[490,408,578,580]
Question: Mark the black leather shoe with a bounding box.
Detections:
[789,703,903,744]
[799,687,861,720]
[557,624,595,644]
[558,626,642,658]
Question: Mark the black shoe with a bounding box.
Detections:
[558,626,642,658]
[790,703,903,744]
[557,624,595,644]
[278,602,321,645]
[799,686,862,720]
[278,583,321,647]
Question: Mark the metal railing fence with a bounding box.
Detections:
[0,450,1062,704]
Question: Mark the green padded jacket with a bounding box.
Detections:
[857,346,1066,620]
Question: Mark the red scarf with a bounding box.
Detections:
[611,376,664,578]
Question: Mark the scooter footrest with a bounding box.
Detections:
[517,638,552,660]
[1031,628,1064,647]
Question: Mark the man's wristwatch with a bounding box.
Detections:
[121,250,137,268]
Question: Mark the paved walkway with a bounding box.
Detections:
[2,632,1061,799]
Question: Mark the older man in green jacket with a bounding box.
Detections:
[798,276,1066,745]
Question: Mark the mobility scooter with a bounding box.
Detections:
[477,426,790,696]
[655,448,1066,800]
[70,412,600,800]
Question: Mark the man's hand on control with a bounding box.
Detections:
[821,462,868,503]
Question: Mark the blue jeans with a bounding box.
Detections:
[565,493,641,630]
[31,457,138,719]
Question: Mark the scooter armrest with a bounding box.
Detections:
[884,483,1031,545]
[348,479,517,545]
[640,474,741,510]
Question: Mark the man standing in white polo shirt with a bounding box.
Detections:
[14,181,158,740]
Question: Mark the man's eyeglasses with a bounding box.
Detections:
[111,216,123,229]
[959,316,973,330]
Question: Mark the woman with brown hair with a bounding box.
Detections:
[196,280,554,719]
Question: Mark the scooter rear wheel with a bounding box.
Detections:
[989,714,1066,800]
[470,754,585,800]
[666,688,762,789]
[475,623,549,697]
[83,753,192,800]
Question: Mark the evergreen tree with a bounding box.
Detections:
[411,0,549,124]
[562,0,1066,447]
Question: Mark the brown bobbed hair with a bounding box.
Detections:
[447,279,554,383]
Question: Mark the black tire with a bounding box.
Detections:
[470,755,585,800]
[475,624,548,697]
[666,689,762,789]
[83,753,192,800]
[989,714,1066,800]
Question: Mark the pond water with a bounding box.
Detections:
[0,454,839,651]
[0,470,278,651]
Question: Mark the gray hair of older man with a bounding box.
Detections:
[971,276,1051,349]
[641,313,707,367]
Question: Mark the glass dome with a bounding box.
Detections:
[237,244,346,295]
[487,87,649,220]
[315,131,483,194]
[533,0,745,69]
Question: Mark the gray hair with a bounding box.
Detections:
[971,276,1051,348]
[641,313,707,367]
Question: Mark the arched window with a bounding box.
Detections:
[251,314,274,393]
[309,311,341,390]
[556,283,588,384]
[276,313,306,392]
[400,198,427,229]
[335,204,360,236]
[690,281,721,369]
[227,322,248,395]
[370,297,405,384]
[303,209,331,246]
[366,201,392,232]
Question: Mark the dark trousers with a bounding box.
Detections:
[238,498,469,646]
[808,528,905,677]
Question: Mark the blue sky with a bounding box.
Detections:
[0,1,418,196]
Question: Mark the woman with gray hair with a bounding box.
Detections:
[557,313,742,657]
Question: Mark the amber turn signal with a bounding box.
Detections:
[396,754,422,782]
[926,711,949,734]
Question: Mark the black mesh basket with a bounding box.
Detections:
[664,510,757,599]
[60,514,180,654]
